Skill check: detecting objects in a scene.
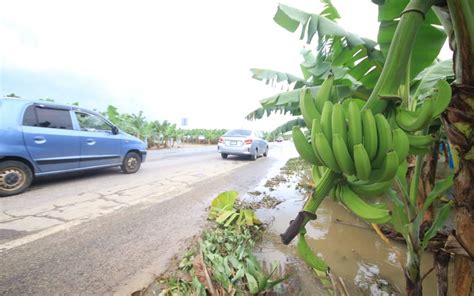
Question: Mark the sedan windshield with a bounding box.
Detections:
[224,129,252,137]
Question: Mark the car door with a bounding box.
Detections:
[74,111,122,168]
[22,104,81,173]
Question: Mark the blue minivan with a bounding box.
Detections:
[0,99,147,197]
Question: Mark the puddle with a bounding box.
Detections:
[245,151,448,295]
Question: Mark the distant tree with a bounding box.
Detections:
[5,93,21,98]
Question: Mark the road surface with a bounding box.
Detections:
[0,143,290,295]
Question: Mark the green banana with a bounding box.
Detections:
[392,129,409,164]
[432,80,452,118]
[395,98,434,132]
[296,234,329,272]
[314,75,334,112]
[348,180,392,198]
[372,151,399,182]
[332,133,355,176]
[300,88,321,129]
[331,103,347,145]
[320,101,333,144]
[372,114,393,168]
[311,119,326,164]
[339,186,391,224]
[347,101,363,149]
[292,126,322,166]
[314,132,341,173]
[353,144,371,181]
[361,109,378,160]
[407,134,434,147]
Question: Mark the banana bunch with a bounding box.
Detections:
[392,80,451,155]
[295,90,407,185]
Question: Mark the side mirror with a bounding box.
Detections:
[112,126,119,135]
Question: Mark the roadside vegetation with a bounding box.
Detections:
[247,0,473,295]
[103,106,227,148]
[136,191,288,296]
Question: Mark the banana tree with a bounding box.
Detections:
[249,1,472,295]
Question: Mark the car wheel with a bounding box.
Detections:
[263,147,268,157]
[250,149,257,161]
[121,151,142,174]
[0,161,33,197]
[221,153,228,159]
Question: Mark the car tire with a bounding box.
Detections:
[221,153,228,159]
[0,161,33,197]
[263,147,268,157]
[121,151,142,174]
[250,149,257,161]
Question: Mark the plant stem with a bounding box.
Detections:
[280,169,340,244]
[363,0,440,113]
[409,155,424,206]
[303,169,339,214]
[406,223,422,295]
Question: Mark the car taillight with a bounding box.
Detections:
[244,138,252,145]
[218,137,224,143]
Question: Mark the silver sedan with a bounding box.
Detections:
[217,129,269,160]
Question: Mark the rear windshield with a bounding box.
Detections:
[224,129,252,137]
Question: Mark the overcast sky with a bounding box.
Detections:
[0,0,451,130]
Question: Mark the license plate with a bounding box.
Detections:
[230,141,237,145]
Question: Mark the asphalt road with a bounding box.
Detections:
[0,143,290,295]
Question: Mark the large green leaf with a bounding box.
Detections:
[250,68,310,89]
[320,0,340,21]
[246,80,368,120]
[263,85,353,107]
[421,202,452,250]
[375,0,447,79]
[411,60,454,100]
[423,175,453,211]
[211,191,238,210]
[273,4,384,89]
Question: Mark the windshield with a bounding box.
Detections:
[224,129,252,137]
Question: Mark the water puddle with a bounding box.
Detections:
[244,151,444,295]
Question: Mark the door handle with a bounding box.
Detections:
[86,139,96,145]
[33,136,46,144]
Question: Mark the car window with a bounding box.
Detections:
[75,112,111,132]
[22,105,37,126]
[23,107,74,130]
[224,129,252,137]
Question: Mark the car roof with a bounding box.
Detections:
[1,98,103,117]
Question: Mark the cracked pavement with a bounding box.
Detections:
[0,143,291,295]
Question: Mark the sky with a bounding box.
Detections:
[0,0,451,131]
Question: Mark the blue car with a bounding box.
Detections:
[0,99,147,197]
